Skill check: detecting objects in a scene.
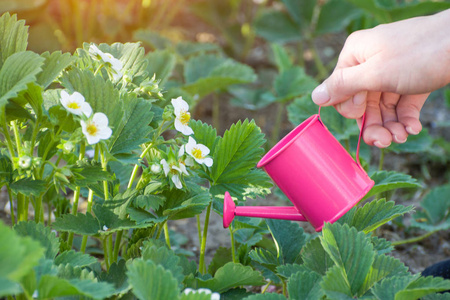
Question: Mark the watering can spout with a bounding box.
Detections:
[223,191,307,228]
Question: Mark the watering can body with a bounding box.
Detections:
[223,114,374,232]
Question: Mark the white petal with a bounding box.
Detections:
[97,127,112,139]
[179,163,189,175]
[203,157,213,167]
[171,97,189,114]
[86,134,101,145]
[185,136,196,153]
[160,159,170,176]
[92,113,109,126]
[80,102,93,117]
[71,91,85,103]
[171,174,182,189]
[174,120,194,135]
[178,145,185,157]
[196,143,210,156]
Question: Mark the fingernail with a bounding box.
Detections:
[311,83,330,105]
[374,141,391,148]
[353,91,366,106]
[406,126,419,135]
[394,135,407,143]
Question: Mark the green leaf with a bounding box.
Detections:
[197,262,265,293]
[271,43,293,73]
[389,1,450,22]
[320,223,375,297]
[243,293,287,299]
[145,49,176,86]
[274,67,317,102]
[302,237,334,276]
[141,243,184,284]
[344,0,391,23]
[127,207,167,225]
[0,278,21,297]
[60,68,123,132]
[316,0,362,34]
[0,221,44,282]
[371,275,414,300]
[210,168,272,203]
[288,270,325,300]
[266,219,307,264]
[388,129,433,153]
[12,82,43,119]
[158,187,211,220]
[249,247,278,270]
[14,221,59,260]
[253,9,302,43]
[10,177,46,197]
[321,265,353,299]
[276,264,310,279]
[363,171,422,200]
[0,13,28,68]
[0,154,12,184]
[338,198,414,233]
[410,184,450,231]
[109,95,153,155]
[133,30,173,50]
[102,42,148,78]
[359,254,409,295]
[54,250,97,268]
[52,212,100,235]
[93,203,151,234]
[208,247,233,276]
[182,54,256,98]
[38,275,116,300]
[98,259,129,292]
[176,41,220,58]
[37,51,74,89]
[211,119,265,183]
[127,259,180,300]
[395,276,450,300]
[0,51,45,118]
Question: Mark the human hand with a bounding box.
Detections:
[311,9,450,148]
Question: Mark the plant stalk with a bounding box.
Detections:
[199,202,212,274]
[164,221,171,249]
[391,230,440,246]
[229,225,237,263]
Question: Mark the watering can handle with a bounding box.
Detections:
[318,107,366,166]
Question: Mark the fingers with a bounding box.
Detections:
[397,93,429,135]
[379,93,408,143]
[362,92,392,148]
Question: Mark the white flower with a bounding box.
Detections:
[60,90,92,117]
[89,44,123,81]
[171,97,194,135]
[161,158,189,189]
[80,113,113,145]
[185,137,213,167]
[18,156,32,169]
[183,288,220,300]
[102,225,109,231]
[63,141,74,153]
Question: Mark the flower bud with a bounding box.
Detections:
[150,163,162,174]
[162,105,174,121]
[18,156,32,169]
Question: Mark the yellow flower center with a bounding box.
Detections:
[86,124,98,136]
[68,102,80,109]
[180,111,191,125]
[192,148,203,159]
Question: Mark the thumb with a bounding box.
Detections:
[312,62,377,106]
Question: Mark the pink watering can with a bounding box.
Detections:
[223,112,374,232]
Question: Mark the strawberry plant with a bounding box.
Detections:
[1,6,450,300]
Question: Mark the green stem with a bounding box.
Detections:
[270,102,285,147]
[164,221,171,249]
[103,235,110,270]
[391,230,439,246]
[309,40,328,81]
[196,215,202,249]
[108,235,113,266]
[229,225,237,263]
[378,148,385,171]
[199,202,212,274]
[35,195,42,223]
[80,189,95,253]
[113,230,123,262]
[11,121,22,156]
[128,142,154,189]
[100,146,109,201]
[261,281,273,294]
[17,193,27,222]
